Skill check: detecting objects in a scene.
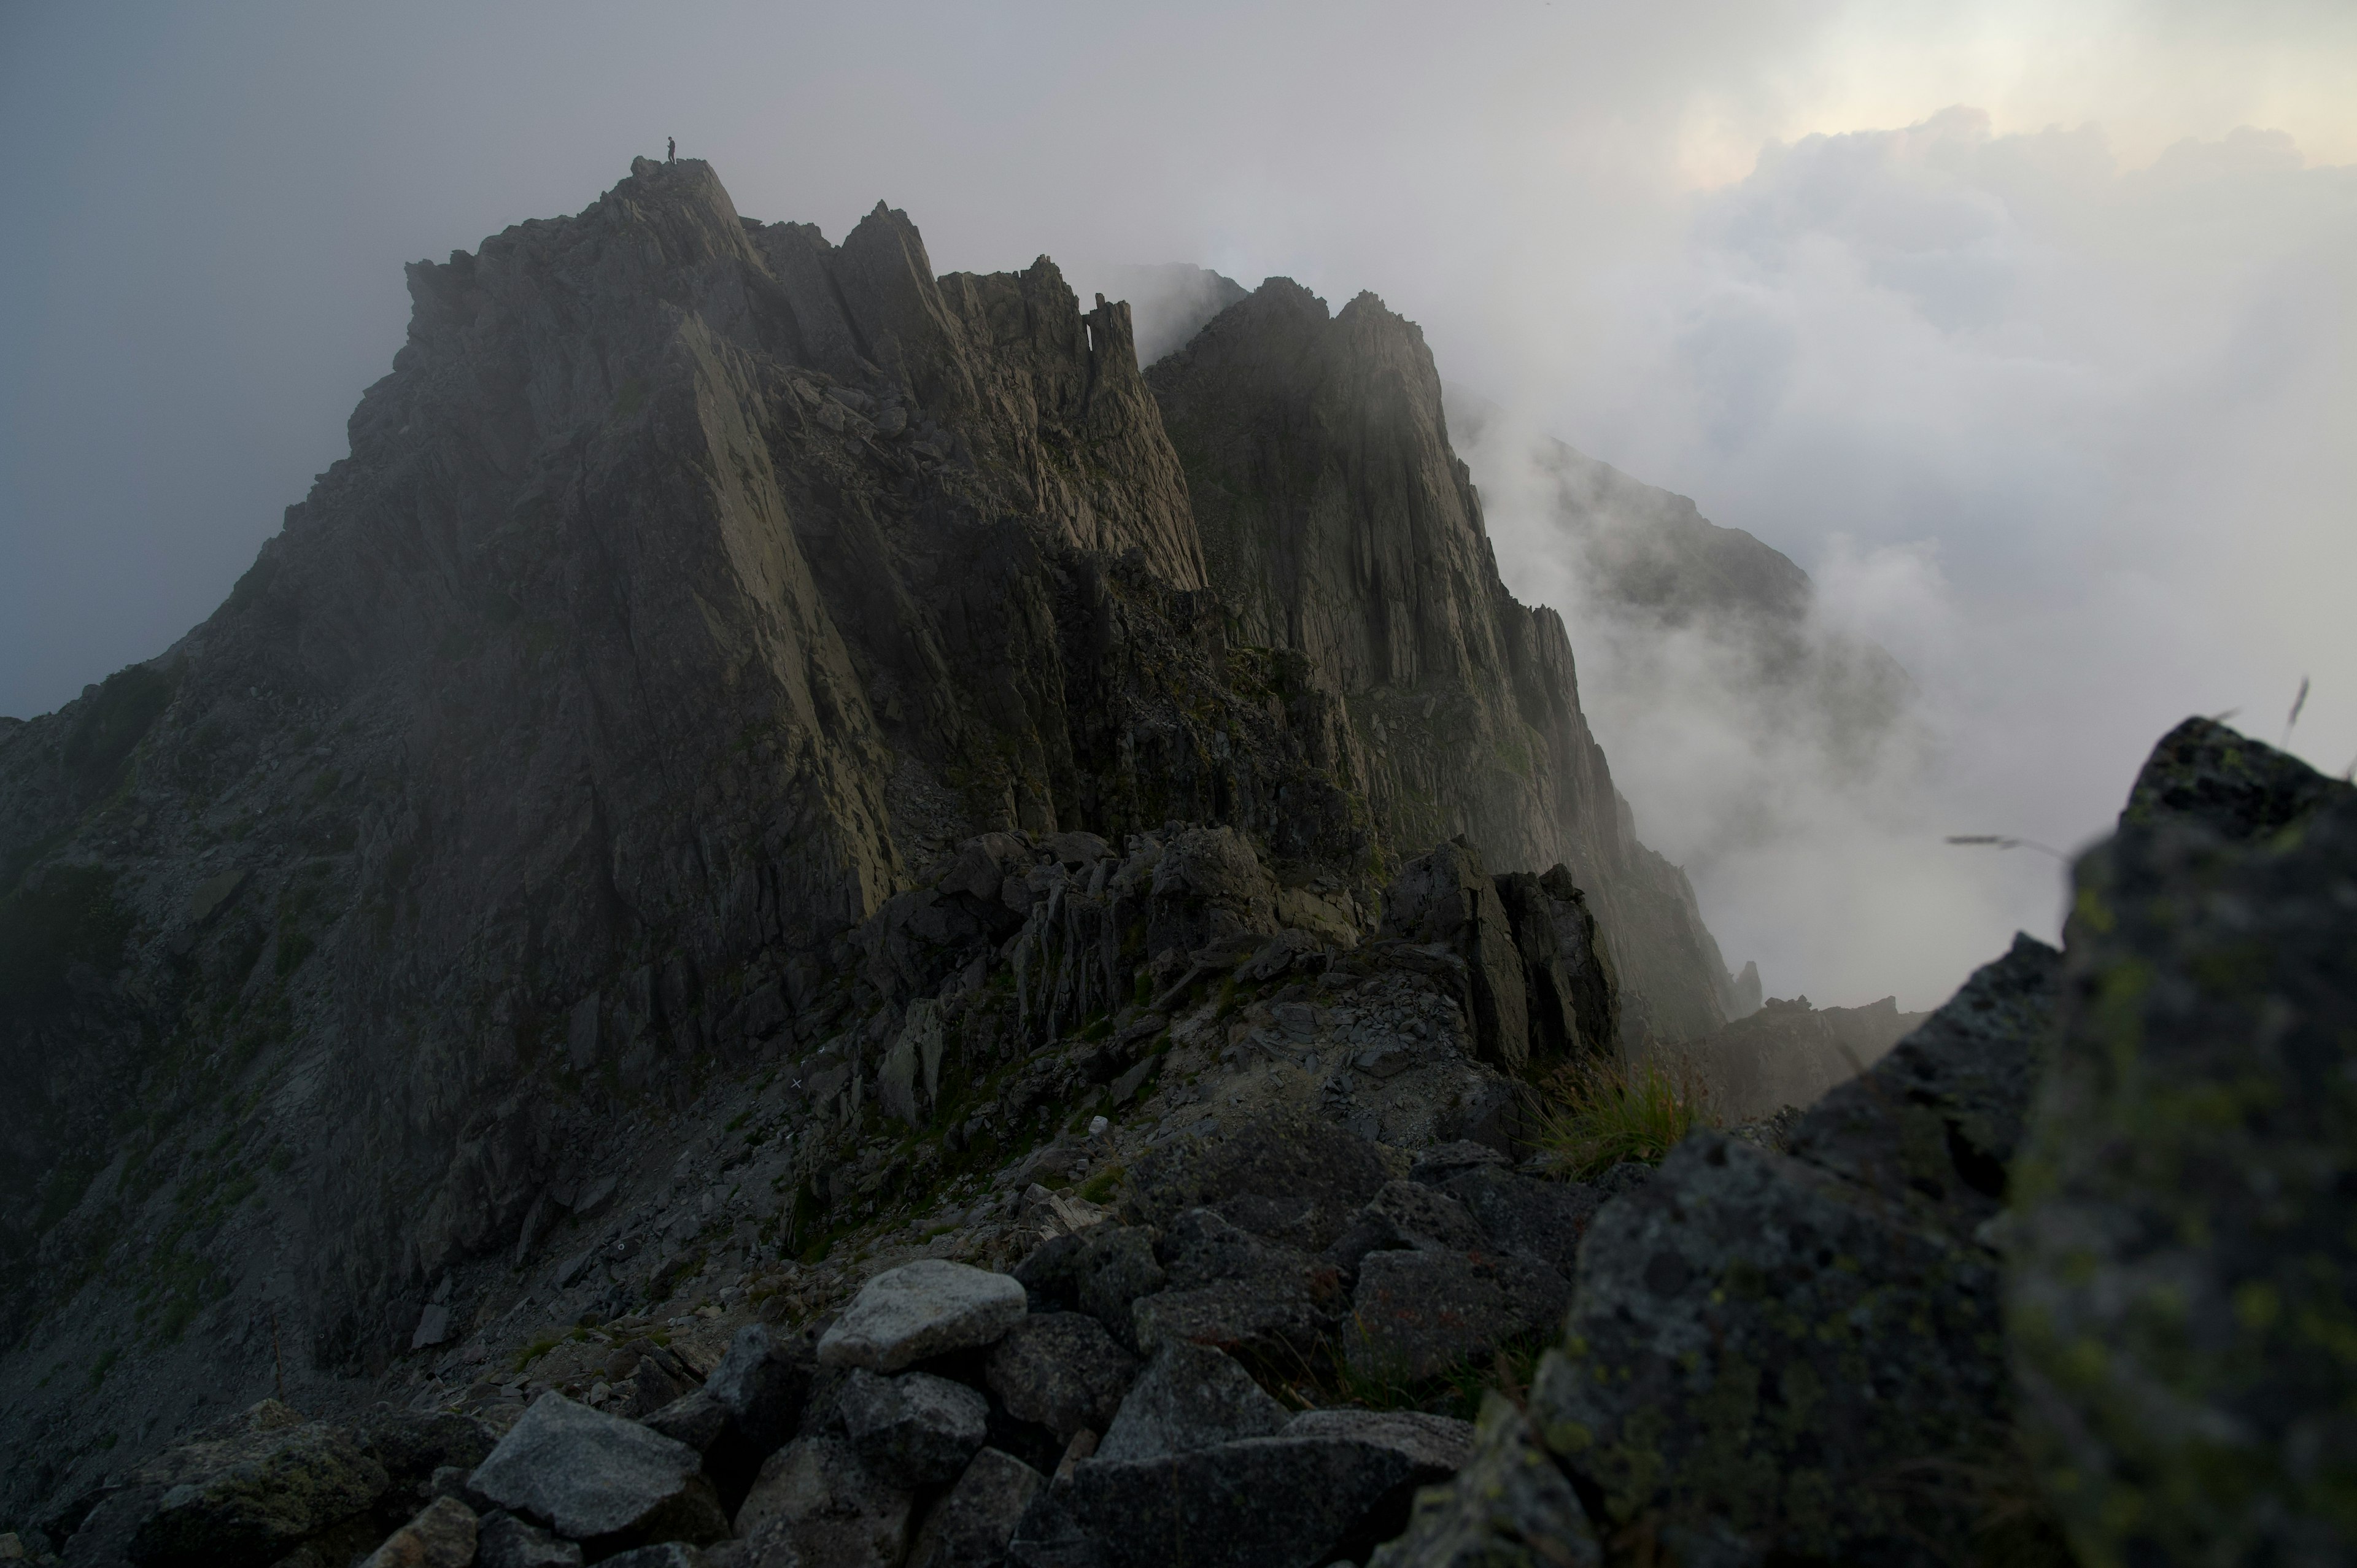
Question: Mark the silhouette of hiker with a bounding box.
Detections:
[667,137,676,162]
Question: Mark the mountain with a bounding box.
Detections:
[0,159,1734,1527]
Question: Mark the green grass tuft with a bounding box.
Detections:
[1532,1052,1719,1180]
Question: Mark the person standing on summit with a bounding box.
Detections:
[667,136,675,162]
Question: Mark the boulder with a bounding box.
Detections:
[733,1435,913,1568]
[1347,1247,1569,1383]
[1056,1409,1474,1568]
[468,1394,728,1554]
[1493,865,1619,1069]
[1324,1180,1487,1275]
[127,1415,390,1567]
[2011,726,2357,1567]
[1125,1112,1388,1251]
[706,1323,815,1451]
[837,1369,989,1485]
[595,1547,707,1568]
[1786,932,2060,1241]
[986,1314,1141,1440]
[1425,1165,1603,1280]
[357,1497,477,1568]
[906,1448,1047,1568]
[356,1411,498,1504]
[1012,1226,1166,1349]
[1096,1342,1289,1464]
[1130,1208,1349,1357]
[1528,1131,2008,1563]
[1366,1394,1600,1568]
[818,1261,1028,1372]
[474,1511,582,1568]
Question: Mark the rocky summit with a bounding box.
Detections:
[0,158,2347,1568]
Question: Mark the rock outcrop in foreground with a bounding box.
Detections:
[0,158,1740,1540]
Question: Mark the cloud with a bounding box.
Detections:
[1467,107,2357,1010]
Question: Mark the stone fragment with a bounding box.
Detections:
[357,1410,499,1499]
[2011,728,2357,1567]
[734,1435,913,1568]
[906,1448,1047,1568]
[412,1305,454,1350]
[817,1260,1028,1372]
[1405,1142,1508,1184]
[1366,1394,1600,1568]
[986,1313,1142,1439]
[1060,1409,1474,1568]
[1096,1342,1289,1464]
[474,1511,583,1568]
[128,1416,390,1567]
[357,1496,478,1568]
[468,1393,728,1554]
[1347,1247,1569,1383]
[1012,1225,1165,1349]
[1126,1111,1387,1251]
[1383,841,1529,1072]
[837,1369,989,1485]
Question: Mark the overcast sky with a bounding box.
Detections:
[5,1,2352,1008]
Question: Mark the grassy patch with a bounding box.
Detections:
[1531,1052,1719,1180]
[1248,1326,1552,1424]
[515,1335,562,1372]
[1077,1165,1123,1205]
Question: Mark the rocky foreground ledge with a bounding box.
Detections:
[17,716,2352,1568]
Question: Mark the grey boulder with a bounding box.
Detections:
[986,1314,1142,1440]
[734,1434,913,1568]
[1347,1246,1569,1383]
[1055,1408,1474,1568]
[818,1260,1028,1372]
[474,1511,583,1568]
[1096,1342,1288,1464]
[126,1414,390,1568]
[837,1369,990,1486]
[1366,1394,1599,1568]
[468,1393,728,1554]
[357,1496,478,1568]
[907,1448,1047,1568]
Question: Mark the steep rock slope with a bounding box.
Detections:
[0,160,1738,1524]
[1147,282,1736,1042]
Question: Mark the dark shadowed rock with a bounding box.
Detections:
[2011,725,2357,1567]
[1061,1409,1473,1568]
[1429,1166,1604,1280]
[2118,713,2345,840]
[1529,1131,2007,1563]
[706,1323,815,1452]
[1096,1342,1289,1464]
[818,1261,1028,1372]
[1787,932,2060,1240]
[1012,1226,1167,1350]
[1131,1208,1350,1356]
[907,1448,1046,1568]
[356,1411,498,1505]
[1494,865,1619,1070]
[126,1413,390,1568]
[596,1546,707,1568]
[474,1511,582,1568]
[734,1434,913,1568]
[1347,1248,1569,1382]
[356,1497,477,1568]
[1126,1112,1387,1251]
[468,1394,727,1554]
[1366,1394,1600,1568]
[1405,1143,1507,1185]
[837,1369,989,1485]
[1325,1180,1487,1276]
[986,1314,1141,1440]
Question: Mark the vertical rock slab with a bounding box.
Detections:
[2010,724,2357,1566]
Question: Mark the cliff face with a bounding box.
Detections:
[1147,281,1736,1043]
[0,160,1738,1523]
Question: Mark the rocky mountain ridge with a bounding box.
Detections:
[0,156,1738,1532]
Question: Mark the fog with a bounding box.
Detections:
[4,1,2351,1010]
